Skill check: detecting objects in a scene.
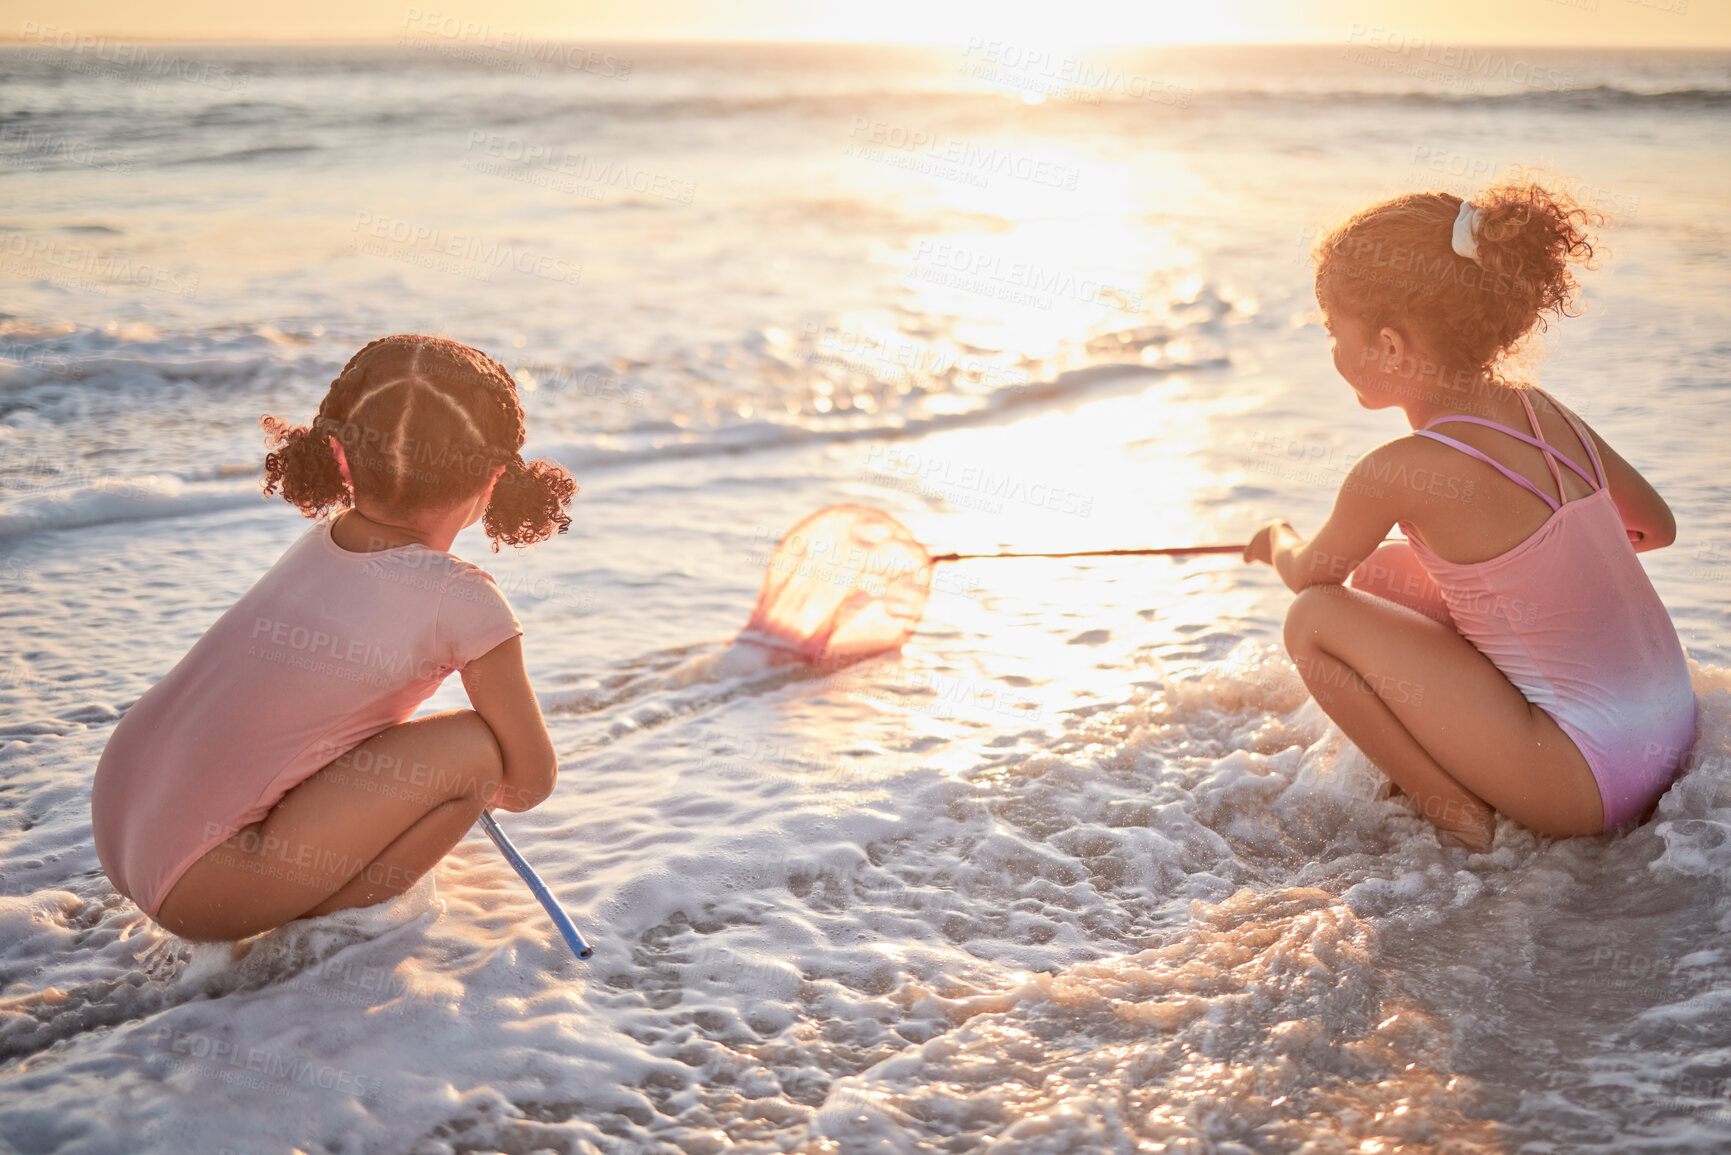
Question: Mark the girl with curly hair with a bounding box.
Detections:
[92,334,579,941]
[1244,182,1697,850]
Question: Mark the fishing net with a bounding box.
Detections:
[732,503,1241,670]
[738,505,934,668]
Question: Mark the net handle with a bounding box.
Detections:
[928,544,1246,562]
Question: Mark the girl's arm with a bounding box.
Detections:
[1245,447,1400,593]
[460,636,558,812]
[1556,405,1677,552]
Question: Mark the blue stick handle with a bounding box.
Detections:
[478,809,594,960]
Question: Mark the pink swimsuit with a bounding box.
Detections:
[90,510,523,918]
[1397,387,1698,829]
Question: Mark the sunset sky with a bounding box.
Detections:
[1,0,1725,46]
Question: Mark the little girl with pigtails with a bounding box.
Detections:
[1245,181,1697,850]
[92,334,579,942]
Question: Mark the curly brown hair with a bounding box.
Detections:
[261,334,578,551]
[1314,180,1603,381]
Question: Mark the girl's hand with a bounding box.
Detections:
[1243,518,1294,565]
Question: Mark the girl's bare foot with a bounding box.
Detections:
[1434,803,1495,852]
[1437,827,1493,853]
[1384,779,1493,851]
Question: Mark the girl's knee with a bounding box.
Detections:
[1284,583,1344,652]
[397,711,505,804]
[453,709,505,770]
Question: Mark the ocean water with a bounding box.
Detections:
[2,39,1731,1153]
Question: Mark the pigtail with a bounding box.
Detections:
[260,412,351,516]
[482,456,579,551]
[266,333,579,543]
[259,336,404,518]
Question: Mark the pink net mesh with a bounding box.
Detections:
[738,505,934,667]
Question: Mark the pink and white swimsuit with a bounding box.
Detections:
[90,510,522,918]
[1402,387,1698,829]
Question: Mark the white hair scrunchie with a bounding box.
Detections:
[1451,200,1483,262]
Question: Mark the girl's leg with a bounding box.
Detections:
[1283,583,1604,847]
[154,709,508,942]
[1348,541,1455,628]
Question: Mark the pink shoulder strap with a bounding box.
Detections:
[1514,389,1567,502]
[1422,411,1601,496]
[1412,429,1561,512]
[1531,387,1606,490]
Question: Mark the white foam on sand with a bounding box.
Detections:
[5,628,1728,1152]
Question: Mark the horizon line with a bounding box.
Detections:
[1,35,1728,50]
